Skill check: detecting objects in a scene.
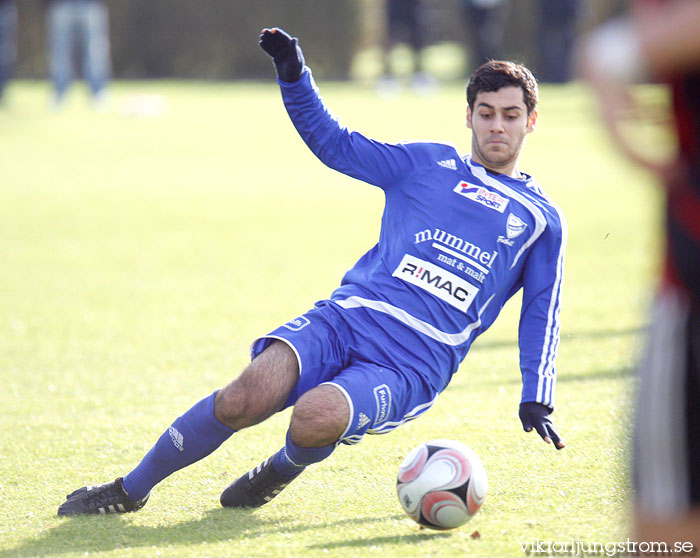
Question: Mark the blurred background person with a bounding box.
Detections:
[460,0,509,74]
[377,0,436,95]
[538,0,582,83]
[0,0,17,105]
[46,0,111,109]
[577,0,700,549]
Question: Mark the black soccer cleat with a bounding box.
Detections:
[57,477,149,516]
[220,457,303,508]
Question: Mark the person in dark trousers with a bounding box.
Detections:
[45,0,111,108]
[378,0,436,93]
[0,0,17,104]
[538,0,581,83]
[460,0,509,73]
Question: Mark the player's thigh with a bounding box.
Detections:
[325,360,439,446]
[250,302,350,409]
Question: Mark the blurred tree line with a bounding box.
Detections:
[14,0,625,81]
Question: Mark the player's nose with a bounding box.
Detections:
[489,115,506,132]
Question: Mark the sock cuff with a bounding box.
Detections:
[283,430,335,467]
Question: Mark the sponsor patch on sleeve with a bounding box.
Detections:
[283,316,311,331]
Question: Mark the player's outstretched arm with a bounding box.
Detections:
[519,402,565,450]
[259,27,305,83]
[258,26,414,190]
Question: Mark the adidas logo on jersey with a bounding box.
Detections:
[437,159,457,170]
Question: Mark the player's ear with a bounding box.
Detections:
[466,106,473,129]
[526,108,538,133]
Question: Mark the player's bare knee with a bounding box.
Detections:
[215,373,279,428]
[214,379,252,428]
[289,384,349,447]
[214,341,300,430]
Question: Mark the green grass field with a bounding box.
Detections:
[0,78,661,557]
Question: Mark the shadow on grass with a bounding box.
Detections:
[470,325,645,352]
[306,531,451,550]
[558,366,635,383]
[0,510,410,557]
[451,365,634,390]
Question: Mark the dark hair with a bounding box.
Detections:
[466,60,538,115]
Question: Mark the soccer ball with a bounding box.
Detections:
[396,439,487,530]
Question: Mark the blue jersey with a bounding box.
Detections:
[278,69,567,409]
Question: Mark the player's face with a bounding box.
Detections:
[467,86,537,177]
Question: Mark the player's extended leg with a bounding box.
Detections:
[57,340,299,516]
[220,383,349,507]
[220,358,438,509]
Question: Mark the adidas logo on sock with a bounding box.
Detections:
[169,426,184,452]
[437,159,457,170]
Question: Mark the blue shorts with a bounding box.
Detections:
[251,301,439,445]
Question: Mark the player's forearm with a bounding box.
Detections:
[519,358,558,409]
[517,243,565,410]
[580,1,700,84]
[518,309,561,410]
[636,1,700,74]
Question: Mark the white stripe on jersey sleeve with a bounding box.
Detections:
[535,203,567,407]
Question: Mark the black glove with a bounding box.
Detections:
[259,27,305,83]
[519,402,565,450]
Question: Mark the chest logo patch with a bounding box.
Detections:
[393,254,479,312]
[506,213,527,239]
[453,181,509,213]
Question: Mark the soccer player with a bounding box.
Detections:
[577,0,700,548]
[57,27,566,516]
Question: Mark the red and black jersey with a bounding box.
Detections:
[642,0,700,302]
[665,73,700,304]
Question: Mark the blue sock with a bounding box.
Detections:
[122,391,234,500]
[271,430,336,476]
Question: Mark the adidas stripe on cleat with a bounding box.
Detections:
[57,477,149,516]
[220,457,302,508]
